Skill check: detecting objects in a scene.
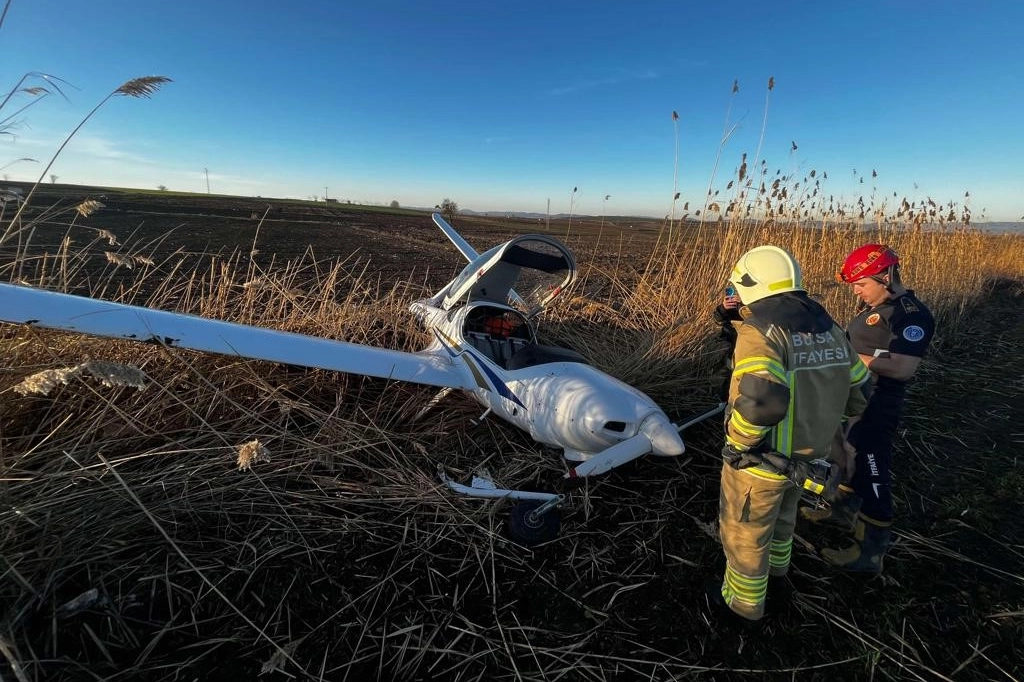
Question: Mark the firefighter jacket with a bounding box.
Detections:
[725,291,869,462]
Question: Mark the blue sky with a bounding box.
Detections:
[3,1,1022,221]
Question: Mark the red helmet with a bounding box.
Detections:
[837,244,899,283]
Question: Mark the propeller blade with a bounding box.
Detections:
[566,433,652,479]
[565,412,686,479]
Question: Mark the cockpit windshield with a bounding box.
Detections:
[442,235,576,315]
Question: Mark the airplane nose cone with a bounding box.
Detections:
[640,413,686,457]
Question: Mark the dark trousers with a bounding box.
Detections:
[847,420,894,523]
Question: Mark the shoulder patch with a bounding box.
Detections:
[902,325,926,342]
[900,297,919,313]
[865,313,881,326]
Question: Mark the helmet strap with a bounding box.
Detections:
[881,264,902,294]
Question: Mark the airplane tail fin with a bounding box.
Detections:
[432,212,478,262]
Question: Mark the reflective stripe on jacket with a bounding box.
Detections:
[726,292,868,461]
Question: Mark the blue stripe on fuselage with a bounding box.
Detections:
[433,330,526,409]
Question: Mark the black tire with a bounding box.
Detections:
[507,501,561,545]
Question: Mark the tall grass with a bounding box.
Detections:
[4,206,1022,679]
[2,74,1024,680]
[568,78,1024,396]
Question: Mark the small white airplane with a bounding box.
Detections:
[0,213,722,543]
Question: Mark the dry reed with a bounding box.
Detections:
[2,68,1023,677]
[2,200,1021,680]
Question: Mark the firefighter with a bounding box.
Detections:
[816,244,935,573]
[710,245,869,621]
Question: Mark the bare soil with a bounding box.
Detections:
[5,185,667,295]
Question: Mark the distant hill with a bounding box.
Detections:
[980,222,1024,233]
[414,206,656,221]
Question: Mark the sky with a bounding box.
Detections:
[2,1,1023,222]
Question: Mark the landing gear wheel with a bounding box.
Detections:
[507,501,561,545]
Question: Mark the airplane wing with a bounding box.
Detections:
[0,283,476,390]
[432,213,478,262]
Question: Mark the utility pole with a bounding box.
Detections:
[546,198,550,230]
[204,167,210,194]
[325,186,328,201]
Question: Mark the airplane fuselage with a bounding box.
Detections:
[411,298,684,460]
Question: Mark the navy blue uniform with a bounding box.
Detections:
[845,291,935,522]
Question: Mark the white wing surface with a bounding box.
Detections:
[0,283,474,390]
[432,213,479,262]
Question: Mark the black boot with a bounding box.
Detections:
[703,578,761,630]
[765,575,795,614]
[821,516,892,574]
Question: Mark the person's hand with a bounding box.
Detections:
[722,295,741,309]
[844,415,861,439]
[842,439,857,479]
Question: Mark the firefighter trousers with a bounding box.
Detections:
[718,462,802,620]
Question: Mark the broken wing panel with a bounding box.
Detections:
[0,283,475,390]
[441,235,576,313]
[507,239,577,315]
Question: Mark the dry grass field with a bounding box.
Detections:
[2,185,1024,681]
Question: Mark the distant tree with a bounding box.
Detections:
[50,174,58,184]
[157,185,168,191]
[389,200,400,209]
[438,198,459,223]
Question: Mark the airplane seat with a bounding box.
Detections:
[507,343,589,371]
[489,337,511,367]
[465,331,494,358]
[508,337,530,360]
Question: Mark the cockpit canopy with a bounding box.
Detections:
[441,235,576,316]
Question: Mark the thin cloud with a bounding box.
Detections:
[4,130,155,166]
[194,170,273,190]
[546,69,659,96]
[68,134,154,165]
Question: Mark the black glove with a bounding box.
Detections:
[722,444,762,470]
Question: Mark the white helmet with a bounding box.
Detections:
[730,245,803,304]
